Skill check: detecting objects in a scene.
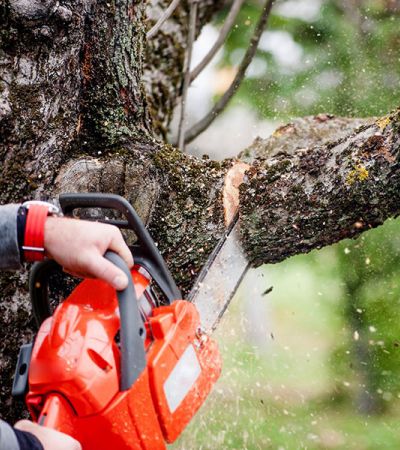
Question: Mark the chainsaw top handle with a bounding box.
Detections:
[105,251,146,390]
[59,192,181,303]
[30,193,181,325]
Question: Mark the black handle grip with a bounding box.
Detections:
[59,193,181,303]
[104,251,146,391]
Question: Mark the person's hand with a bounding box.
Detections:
[14,420,81,450]
[44,217,134,290]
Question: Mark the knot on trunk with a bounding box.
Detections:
[9,0,72,26]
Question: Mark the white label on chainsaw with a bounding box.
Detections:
[163,345,201,413]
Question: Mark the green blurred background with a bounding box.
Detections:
[173,1,400,448]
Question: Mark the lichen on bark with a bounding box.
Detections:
[0,0,226,422]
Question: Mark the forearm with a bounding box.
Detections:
[0,204,22,270]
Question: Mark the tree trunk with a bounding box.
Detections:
[1,0,400,423]
[0,0,224,421]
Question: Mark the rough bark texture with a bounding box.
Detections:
[1,0,400,425]
[55,145,232,295]
[239,112,400,266]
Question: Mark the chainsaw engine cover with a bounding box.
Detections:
[147,301,221,443]
[26,269,221,449]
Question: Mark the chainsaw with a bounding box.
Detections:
[11,193,232,450]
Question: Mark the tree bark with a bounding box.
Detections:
[1,0,400,423]
[239,112,400,265]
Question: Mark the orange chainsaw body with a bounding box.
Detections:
[26,267,221,449]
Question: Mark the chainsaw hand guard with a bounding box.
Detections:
[59,193,181,302]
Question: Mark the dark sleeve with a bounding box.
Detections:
[13,428,44,450]
[0,204,22,270]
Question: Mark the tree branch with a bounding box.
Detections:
[240,111,400,265]
[177,0,199,151]
[180,0,275,145]
[146,0,181,39]
[2,0,400,425]
[54,110,400,294]
[189,0,245,82]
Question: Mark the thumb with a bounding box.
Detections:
[14,420,82,450]
[84,253,129,290]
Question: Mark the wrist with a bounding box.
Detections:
[43,216,63,259]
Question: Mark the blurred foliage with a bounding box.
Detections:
[219,0,400,120]
[330,220,400,414]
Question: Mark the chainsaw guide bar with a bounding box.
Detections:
[188,215,249,333]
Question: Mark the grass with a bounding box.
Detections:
[170,246,400,449]
[172,393,400,449]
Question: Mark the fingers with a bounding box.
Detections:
[107,226,134,269]
[44,218,134,289]
[81,251,129,290]
[14,420,82,450]
[62,268,85,279]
